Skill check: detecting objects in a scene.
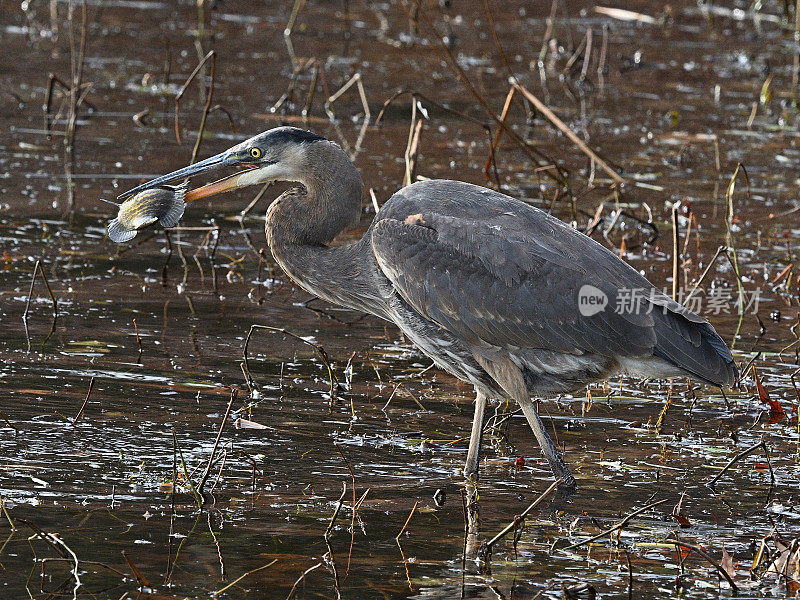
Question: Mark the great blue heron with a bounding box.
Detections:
[119,126,737,490]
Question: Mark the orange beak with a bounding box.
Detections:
[183,170,254,203]
[118,150,262,202]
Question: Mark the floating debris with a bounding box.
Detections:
[234,417,271,430]
[106,183,187,243]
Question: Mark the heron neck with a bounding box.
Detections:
[266,142,362,246]
[265,146,385,316]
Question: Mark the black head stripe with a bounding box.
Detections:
[265,127,326,145]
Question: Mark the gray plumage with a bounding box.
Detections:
[370,181,736,391]
[119,127,738,489]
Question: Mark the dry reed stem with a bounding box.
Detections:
[403,103,423,187]
[706,439,775,487]
[794,0,800,96]
[71,377,94,426]
[325,72,370,119]
[483,0,513,78]
[684,245,727,302]
[563,29,588,75]
[724,164,749,327]
[561,498,669,551]
[483,86,515,182]
[64,0,87,211]
[671,203,681,301]
[283,0,307,67]
[396,501,419,540]
[174,50,215,146]
[212,559,278,596]
[512,83,625,186]
[598,23,609,88]
[405,2,567,185]
[122,550,150,588]
[579,27,593,83]
[190,50,217,164]
[664,539,739,592]
[196,388,237,498]
[286,562,323,599]
[334,443,357,578]
[23,260,58,321]
[271,57,315,114]
[324,72,371,157]
[44,73,95,138]
[18,518,81,596]
[243,325,338,399]
[480,478,563,559]
[376,89,486,128]
[594,6,657,24]
[1,498,14,530]
[325,481,348,537]
[132,318,143,356]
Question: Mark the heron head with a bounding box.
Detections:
[117,127,327,202]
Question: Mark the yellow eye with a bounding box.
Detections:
[249,147,262,159]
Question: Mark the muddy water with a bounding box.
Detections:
[1,1,800,598]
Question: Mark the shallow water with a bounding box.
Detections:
[1,1,800,598]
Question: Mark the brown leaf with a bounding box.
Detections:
[672,492,690,527]
[672,514,692,528]
[721,548,736,580]
[753,367,785,421]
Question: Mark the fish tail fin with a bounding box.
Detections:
[159,183,187,228]
[107,218,137,243]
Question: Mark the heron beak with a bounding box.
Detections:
[117,151,239,201]
[182,167,261,203]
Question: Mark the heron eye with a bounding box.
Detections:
[249,148,262,159]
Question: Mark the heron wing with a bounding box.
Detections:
[370,180,736,386]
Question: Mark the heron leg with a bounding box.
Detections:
[471,353,576,489]
[464,479,480,553]
[463,390,487,540]
[517,396,576,489]
[463,389,488,481]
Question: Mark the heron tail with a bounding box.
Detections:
[651,307,738,387]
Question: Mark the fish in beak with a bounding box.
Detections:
[107,183,187,243]
[118,151,234,200]
[117,148,265,204]
[116,127,324,206]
